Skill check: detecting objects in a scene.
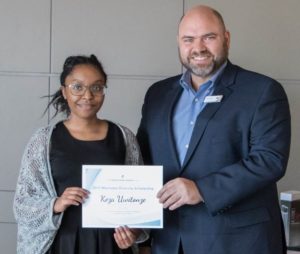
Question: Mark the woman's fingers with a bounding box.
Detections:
[114,226,139,249]
[53,187,90,213]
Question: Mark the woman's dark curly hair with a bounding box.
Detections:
[45,54,107,118]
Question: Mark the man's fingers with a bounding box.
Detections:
[161,192,181,209]
[157,178,202,210]
[157,179,177,198]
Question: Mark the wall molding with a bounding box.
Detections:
[1,71,300,84]
[0,222,16,225]
[0,71,169,81]
[277,79,300,86]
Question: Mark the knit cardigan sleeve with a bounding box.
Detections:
[118,124,143,166]
[13,126,62,254]
[118,124,150,248]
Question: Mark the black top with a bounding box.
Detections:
[47,121,132,254]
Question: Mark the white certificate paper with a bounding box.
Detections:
[82,165,163,228]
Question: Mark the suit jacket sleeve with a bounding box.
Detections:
[196,79,291,215]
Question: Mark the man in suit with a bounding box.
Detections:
[137,5,291,254]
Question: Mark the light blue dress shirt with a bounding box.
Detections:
[172,62,227,165]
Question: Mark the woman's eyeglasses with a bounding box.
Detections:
[67,83,107,96]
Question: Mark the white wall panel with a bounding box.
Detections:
[0,0,50,72]
[185,0,300,80]
[0,223,17,254]
[0,191,15,223]
[0,76,48,190]
[100,77,157,132]
[51,0,182,76]
[49,75,64,123]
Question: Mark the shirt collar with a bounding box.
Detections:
[180,61,228,91]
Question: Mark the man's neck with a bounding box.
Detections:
[191,75,210,91]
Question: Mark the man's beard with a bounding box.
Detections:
[180,43,228,78]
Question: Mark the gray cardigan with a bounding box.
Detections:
[13,122,143,254]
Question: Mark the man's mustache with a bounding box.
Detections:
[190,51,213,58]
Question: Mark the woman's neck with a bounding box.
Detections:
[63,117,108,141]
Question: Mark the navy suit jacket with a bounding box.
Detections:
[137,62,291,254]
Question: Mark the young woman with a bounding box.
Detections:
[14,55,145,254]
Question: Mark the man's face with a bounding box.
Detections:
[178,11,230,82]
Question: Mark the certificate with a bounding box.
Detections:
[82,165,163,228]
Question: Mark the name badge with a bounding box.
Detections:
[204,95,223,103]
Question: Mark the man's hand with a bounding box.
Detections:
[157,177,203,210]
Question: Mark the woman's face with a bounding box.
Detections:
[62,64,106,121]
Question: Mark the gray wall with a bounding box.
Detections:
[0,0,299,252]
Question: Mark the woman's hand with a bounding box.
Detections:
[53,187,89,213]
[114,226,141,249]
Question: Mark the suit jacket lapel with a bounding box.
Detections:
[182,62,238,168]
[163,80,183,169]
